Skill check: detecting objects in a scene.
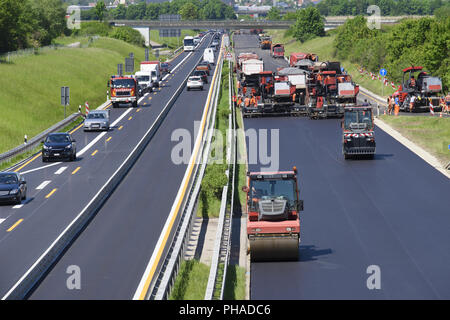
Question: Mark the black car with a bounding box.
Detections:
[193,70,208,84]
[0,172,27,205]
[160,62,170,74]
[42,133,77,162]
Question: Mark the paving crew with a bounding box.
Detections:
[409,76,416,89]
[237,96,243,108]
[250,95,257,107]
[244,96,250,108]
[445,92,450,114]
[362,99,370,106]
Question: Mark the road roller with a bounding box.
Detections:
[243,167,303,262]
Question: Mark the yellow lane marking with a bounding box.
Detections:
[72,167,81,175]
[7,219,23,232]
[118,125,123,130]
[69,122,84,134]
[128,116,133,120]
[91,150,98,156]
[137,44,225,300]
[106,137,112,142]
[136,108,141,113]
[14,153,41,173]
[45,188,57,199]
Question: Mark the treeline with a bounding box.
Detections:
[72,22,145,47]
[315,0,449,16]
[82,0,236,21]
[0,0,68,53]
[334,15,450,91]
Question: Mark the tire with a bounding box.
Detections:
[16,194,21,205]
[42,157,48,162]
[22,190,26,200]
[187,87,190,91]
[344,153,351,160]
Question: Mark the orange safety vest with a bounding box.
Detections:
[244,97,250,107]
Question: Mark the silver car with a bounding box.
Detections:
[187,76,204,91]
[84,110,110,131]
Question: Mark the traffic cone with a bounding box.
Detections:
[440,112,443,118]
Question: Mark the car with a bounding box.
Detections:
[84,110,110,132]
[187,76,204,91]
[212,40,219,47]
[0,172,27,205]
[192,70,208,84]
[196,64,210,76]
[42,132,77,162]
[198,60,212,71]
[137,83,152,97]
[160,62,170,74]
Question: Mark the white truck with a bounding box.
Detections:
[242,59,264,76]
[203,48,215,65]
[140,61,161,87]
[135,70,153,92]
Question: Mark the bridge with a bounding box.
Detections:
[107,16,422,30]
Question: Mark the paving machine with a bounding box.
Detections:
[306,61,358,119]
[342,106,376,159]
[260,36,272,50]
[244,168,303,262]
[393,66,443,112]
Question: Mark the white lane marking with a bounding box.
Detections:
[36,180,51,190]
[138,93,149,104]
[54,167,67,175]
[21,162,61,175]
[0,219,6,224]
[12,205,23,209]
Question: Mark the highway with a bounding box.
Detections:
[234,34,450,299]
[0,33,220,299]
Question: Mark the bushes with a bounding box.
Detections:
[290,7,325,43]
[72,22,144,47]
[109,27,144,47]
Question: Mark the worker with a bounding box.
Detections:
[243,86,247,95]
[237,96,243,108]
[409,76,416,89]
[410,95,416,112]
[387,96,393,115]
[244,97,250,108]
[362,99,370,106]
[250,95,257,107]
[445,92,450,114]
[394,96,400,116]
[317,73,323,82]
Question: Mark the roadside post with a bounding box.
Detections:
[380,68,387,98]
[60,86,69,119]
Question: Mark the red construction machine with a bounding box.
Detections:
[392,66,443,112]
[244,168,304,262]
[271,43,285,59]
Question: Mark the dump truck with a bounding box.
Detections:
[277,67,309,115]
[393,66,443,112]
[342,106,376,159]
[271,44,285,59]
[108,75,138,108]
[244,168,303,262]
[260,36,272,50]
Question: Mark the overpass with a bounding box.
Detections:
[107,16,420,30]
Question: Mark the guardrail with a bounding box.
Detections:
[205,59,237,300]
[150,38,225,300]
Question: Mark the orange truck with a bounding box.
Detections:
[108,75,138,108]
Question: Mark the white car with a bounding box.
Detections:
[187,76,204,91]
[84,110,110,131]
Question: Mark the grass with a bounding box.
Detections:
[197,62,231,218]
[380,115,450,165]
[267,30,396,98]
[0,37,154,155]
[223,264,246,300]
[169,259,210,300]
[149,29,199,49]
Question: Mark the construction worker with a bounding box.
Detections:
[445,92,450,114]
[317,73,323,82]
[237,96,243,108]
[410,95,416,112]
[409,76,416,89]
[362,99,370,106]
[244,97,250,108]
[387,96,393,115]
[250,95,257,108]
[394,96,400,116]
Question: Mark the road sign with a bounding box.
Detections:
[159,14,181,38]
[60,86,69,106]
[380,68,387,76]
[145,48,149,61]
[125,57,134,73]
[117,63,123,76]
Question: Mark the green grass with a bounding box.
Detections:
[223,264,246,300]
[380,115,450,165]
[0,37,154,155]
[267,30,396,98]
[149,30,199,49]
[169,259,210,300]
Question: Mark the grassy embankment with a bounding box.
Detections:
[380,115,450,166]
[268,30,396,98]
[0,37,155,168]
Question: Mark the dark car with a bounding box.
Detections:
[0,172,27,205]
[42,132,77,162]
[160,62,170,74]
[193,70,208,84]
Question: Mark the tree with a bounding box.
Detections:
[267,7,281,21]
[291,7,325,43]
[94,1,106,21]
[179,2,200,20]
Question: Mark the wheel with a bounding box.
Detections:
[133,101,137,108]
[42,157,48,162]
[15,194,21,205]
[344,153,351,160]
[22,190,26,200]
[72,153,76,161]
[187,87,190,91]
[200,87,203,91]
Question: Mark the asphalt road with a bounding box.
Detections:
[0,34,219,299]
[234,34,450,300]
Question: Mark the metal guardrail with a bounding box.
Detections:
[205,58,237,300]
[150,37,225,300]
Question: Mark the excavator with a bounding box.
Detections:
[243,167,304,262]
